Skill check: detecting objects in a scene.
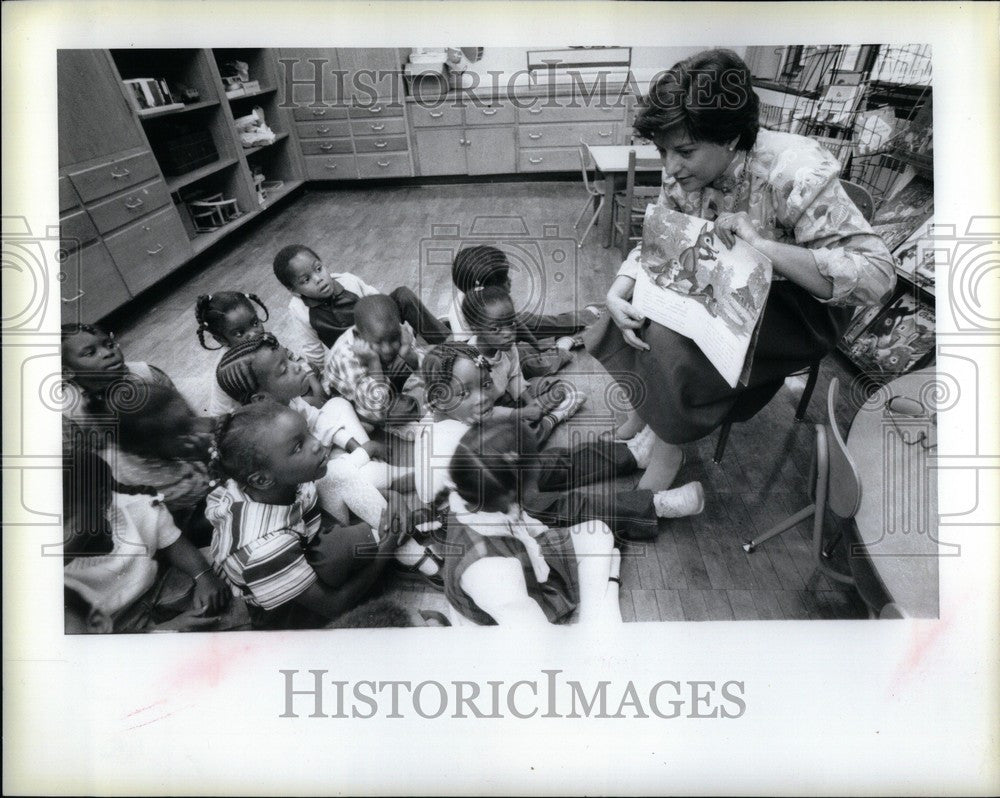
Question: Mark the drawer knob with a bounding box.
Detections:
[124,197,145,210]
[110,167,131,179]
[529,157,543,164]
[320,143,334,151]
[317,126,331,133]
[146,244,164,256]
[528,133,542,140]
[371,123,385,131]
[374,140,388,148]
[481,108,497,116]
[429,111,443,118]
[376,160,390,168]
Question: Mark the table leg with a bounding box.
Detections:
[599,173,622,248]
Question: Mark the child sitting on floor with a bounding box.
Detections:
[98,382,218,546]
[63,446,231,634]
[443,418,622,627]
[449,244,601,368]
[462,286,586,444]
[194,291,325,415]
[205,401,403,630]
[61,323,178,441]
[273,244,449,372]
[215,336,441,587]
[403,344,704,542]
[322,294,427,427]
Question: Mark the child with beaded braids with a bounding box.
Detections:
[205,401,405,629]
[213,332,442,584]
[194,291,325,416]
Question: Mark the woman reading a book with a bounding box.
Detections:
[586,48,896,493]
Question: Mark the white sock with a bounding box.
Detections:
[625,425,654,468]
[653,481,705,518]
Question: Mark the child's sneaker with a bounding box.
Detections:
[653,481,705,518]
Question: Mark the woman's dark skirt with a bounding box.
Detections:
[584,282,854,444]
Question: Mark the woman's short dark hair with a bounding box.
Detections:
[634,48,759,151]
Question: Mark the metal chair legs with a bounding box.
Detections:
[795,361,821,421]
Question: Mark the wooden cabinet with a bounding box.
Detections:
[467,127,516,175]
[336,48,403,101]
[57,50,146,167]
[59,241,132,323]
[414,129,467,176]
[58,48,306,321]
[277,48,343,104]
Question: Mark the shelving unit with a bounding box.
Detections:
[57,48,306,322]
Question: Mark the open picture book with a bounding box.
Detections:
[631,205,773,388]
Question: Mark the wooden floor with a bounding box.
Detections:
[113,180,869,623]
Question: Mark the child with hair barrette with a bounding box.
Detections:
[449,244,603,367]
[205,401,423,629]
[443,418,623,627]
[194,291,325,416]
[461,286,588,444]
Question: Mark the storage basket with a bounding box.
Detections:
[155,126,219,176]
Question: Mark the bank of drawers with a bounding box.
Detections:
[515,101,627,172]
[59,149,194,318]
[295,103,412,179]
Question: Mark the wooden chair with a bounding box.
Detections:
[611,149,662,257]
[740,377,857,589]
[573,142,606,248]
[712,178,874,464]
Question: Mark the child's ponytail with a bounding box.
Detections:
[194,294,222,350]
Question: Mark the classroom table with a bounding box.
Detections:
[846,368,939,618]
[587,144,662,248]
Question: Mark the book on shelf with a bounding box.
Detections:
[871,174,934,252]
[844,292,935,376]
[631,205,773,389]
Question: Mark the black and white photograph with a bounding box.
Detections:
[3,1,998,795]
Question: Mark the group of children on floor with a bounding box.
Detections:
[61,243,705,632]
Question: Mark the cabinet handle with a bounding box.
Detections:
[459,139,467,145]
[312,109,327,116]
[371,123,385,131]
[370,106,382,113]
[528,108,542,115]
[110,167,131,179]
[464,139,471,147]
[325,163,338,170]
[124,197,144,210]
[529,157,543,164]
[481,108,498,116]
[598,130,612,137]
[146,244,164,256]
[317,126,331,133]
[376,160,390,167]
[374,140,388,148]
[429,111,443,118]
[528,133,542,140]
[320,143,334,151]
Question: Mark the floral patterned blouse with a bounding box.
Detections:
[619,129,896,307]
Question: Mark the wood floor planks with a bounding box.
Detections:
[110,180,874,625]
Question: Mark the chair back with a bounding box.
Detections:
[578,141,600,195]
[824,377,862,519]
[840,179,875,223]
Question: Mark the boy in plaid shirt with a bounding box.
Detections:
[322,295,429,426]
